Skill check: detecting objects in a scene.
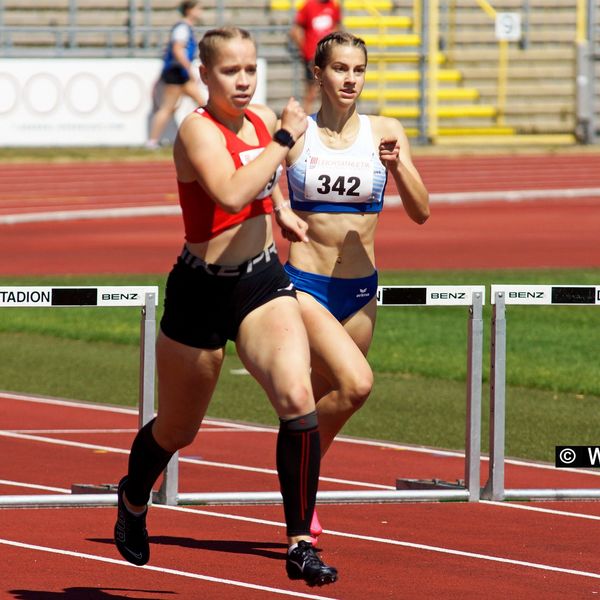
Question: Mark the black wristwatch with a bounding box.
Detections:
[273,128,295,148]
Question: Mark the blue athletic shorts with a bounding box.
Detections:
[284,263,378,322]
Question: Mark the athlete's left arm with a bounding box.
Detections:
[272,185,310,243]
[251,104,310,242]
[375,116,430,225]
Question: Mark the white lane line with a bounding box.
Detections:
[0,430,130,455]
[9,428,138,434]
[3,391,600,480]
[410,187,600,204]
[7,428,246,434]
[160,505,600,581]
[0,430,394,491]
[0,205,181,225]
[0,479,69,493]
[1,187,599,224]
[483,500,600,522]
[0,539,339,600]
[0,391,139,414]
[2,473,598,525]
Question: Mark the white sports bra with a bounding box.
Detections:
[286,114,387,213]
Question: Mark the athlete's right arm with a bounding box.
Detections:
[176,99,307,214]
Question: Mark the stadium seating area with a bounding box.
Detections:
[1,0,598,143]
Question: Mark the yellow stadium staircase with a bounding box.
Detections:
[270,0,515,142]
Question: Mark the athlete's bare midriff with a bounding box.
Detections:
[288,211,378,277]
[185,214,274,266]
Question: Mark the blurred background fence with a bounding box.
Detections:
[0,0,598,145]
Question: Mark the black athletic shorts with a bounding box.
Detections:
[161,65,190,85]
[160,244,297,349]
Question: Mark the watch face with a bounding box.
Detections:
[275,129,294,147]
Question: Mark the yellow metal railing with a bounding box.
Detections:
[349,1,529,141]
[576,0,588,44]
[344,1,388,113]
[346,1,443,140]
[475,0,508,126]
[413,0,422,37]
[441,1,508,127]
[427,0,439,139]
[344,1,420,114]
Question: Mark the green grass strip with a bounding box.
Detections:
[0,268,598,463]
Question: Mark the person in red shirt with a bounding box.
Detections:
[113,26,338,587]
[290,0,342,113]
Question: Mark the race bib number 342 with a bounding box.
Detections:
[305,154,374,203]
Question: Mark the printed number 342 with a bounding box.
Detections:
[316,174,360,196]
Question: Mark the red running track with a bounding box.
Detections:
[1,154,600,274]
[3,392,600,599]
[1,154,600,598]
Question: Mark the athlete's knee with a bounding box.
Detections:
[342,364,373,410]
[278,381,314,417]
[153,421,198,452]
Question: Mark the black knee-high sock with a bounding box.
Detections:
[276,411,321,537]
[124,417,174,506]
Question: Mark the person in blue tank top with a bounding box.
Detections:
[146,1,206,149]
[276,30,430,545]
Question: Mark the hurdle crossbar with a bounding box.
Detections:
[482,284,600,502]
[0,285,158,509]
[158,285,485,506]
[0,488,472,509]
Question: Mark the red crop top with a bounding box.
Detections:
[177,107,280,242]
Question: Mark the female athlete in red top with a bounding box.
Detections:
[113,26,338,587]
[177,106,277,241]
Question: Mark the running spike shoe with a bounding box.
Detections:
[114,476,150,566]
[286,540,338,586]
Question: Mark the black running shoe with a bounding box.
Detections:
[286,540,338,586]
[114,476,150,566]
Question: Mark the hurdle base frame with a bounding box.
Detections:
[481,286,600,502]
[397,477,466,492]
[0,287,484,508]
[156,286,485,507]
[489,488,600,502]
[0,287,158,510]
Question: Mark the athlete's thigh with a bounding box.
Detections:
[236,296,312,406]
[341,297,377,355]
[298,292,371,385]
[154,330,225,437]
[160,84,184,110]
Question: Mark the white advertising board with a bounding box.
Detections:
[0,58,267,147]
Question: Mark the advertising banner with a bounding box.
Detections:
[0,58,266,147]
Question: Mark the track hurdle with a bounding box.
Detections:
[482,284,600,501]
[0,285,158,508]
[159,284,485,506]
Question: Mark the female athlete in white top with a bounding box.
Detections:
[278,31,430,543]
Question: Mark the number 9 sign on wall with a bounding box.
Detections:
[495,12,522,42]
